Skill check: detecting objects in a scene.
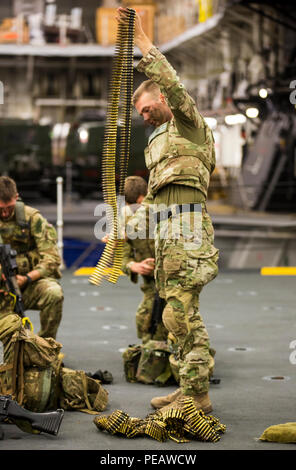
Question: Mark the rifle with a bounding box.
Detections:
[0,243,32,330]
[149,291,166,337]
[0,395,64,439]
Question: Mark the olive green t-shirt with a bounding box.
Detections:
[154,184,205,206]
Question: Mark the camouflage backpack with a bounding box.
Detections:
[0,313,62,412]
[0,313,108,414]
[59,367,108,414]
[136,340,173,385]
[122,340,177,386]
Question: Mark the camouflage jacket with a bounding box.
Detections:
[0,202,62,280]
[121,204,155,284]
[137,46,216,199]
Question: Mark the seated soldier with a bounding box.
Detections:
[0,176,63,339]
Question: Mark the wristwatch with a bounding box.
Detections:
[25,274,33,284]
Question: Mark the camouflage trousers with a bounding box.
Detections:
[22,278,63,339]
[137,277,168,344]
[154,204,219,396]
[0,278,63,340]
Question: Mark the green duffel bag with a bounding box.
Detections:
[259,423,296,443]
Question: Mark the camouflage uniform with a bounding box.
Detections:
[0,201,63,339]
[136,47,219,396]
[121,203,167,343]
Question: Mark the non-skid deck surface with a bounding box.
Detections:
[1,269,295,452]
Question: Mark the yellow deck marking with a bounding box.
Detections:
[261,267,296,276]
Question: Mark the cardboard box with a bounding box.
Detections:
[96,4,155,46]
[131,4,155,42]
[156,15,185,45]
[96,7,118,46]
[0,17,29,43]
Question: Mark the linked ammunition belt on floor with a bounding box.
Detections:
[93,397,226,443]
[89,8,135,286]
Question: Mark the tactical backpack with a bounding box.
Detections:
[0,313,108,414]
[59,367,108,414]
[0,313,62,412]
[122,340,177,386]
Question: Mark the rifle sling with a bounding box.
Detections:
[15,201,30,230]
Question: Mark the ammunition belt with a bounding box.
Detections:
[89,8,135,286]
[93,397,226,443]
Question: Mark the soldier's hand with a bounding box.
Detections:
[116,7,130,27]
[130,258,155,275]
[116,7,152,54]
[16,274,28,288]
[143,257,155,268]
[0,273,8,295]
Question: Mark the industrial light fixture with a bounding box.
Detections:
[246,107,259,118]
[61,123,70,139]
[52,123,63,139]
[39,116,52,126]
[52,122,70,139]
[224,114,246,125]
[78,127,89,144]
[259,88,268,99]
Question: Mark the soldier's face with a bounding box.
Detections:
[135,92,172,127]
[0,196,18,220]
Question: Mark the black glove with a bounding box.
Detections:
[86,369,113,384]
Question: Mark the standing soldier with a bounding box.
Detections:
[116,9,219,413]
[0,176,63,339]
[121,175,167,343]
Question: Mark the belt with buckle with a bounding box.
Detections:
[153,203,202,224]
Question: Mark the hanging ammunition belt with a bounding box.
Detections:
[89,9,136,286]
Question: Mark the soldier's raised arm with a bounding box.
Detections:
[116,7,205,129]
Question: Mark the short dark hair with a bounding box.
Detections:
[132,79,161,106]
[0,176,18,202]
[124,176,147,204]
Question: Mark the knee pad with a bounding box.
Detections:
[162,303,187,338]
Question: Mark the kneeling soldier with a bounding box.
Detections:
[0,176,63,339]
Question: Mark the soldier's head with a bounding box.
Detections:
[0,176,19,220]
[133,79,173,127]
[124,176,147,204]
